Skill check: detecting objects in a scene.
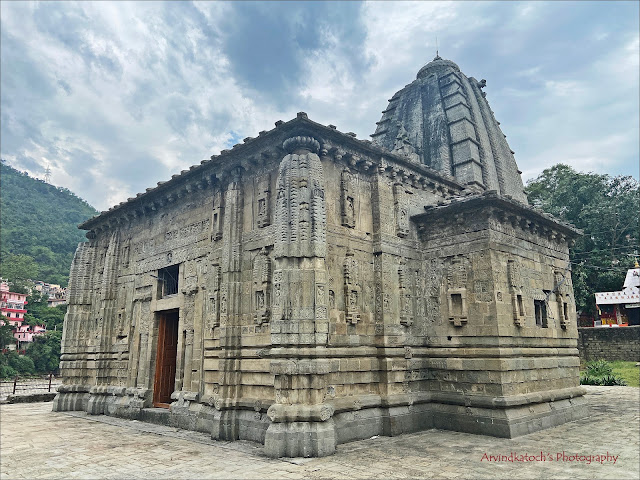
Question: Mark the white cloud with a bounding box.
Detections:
[1,1,290,210]
[1,1,637,214]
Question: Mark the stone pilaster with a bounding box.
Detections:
[265,134,336,457]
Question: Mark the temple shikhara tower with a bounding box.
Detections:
[54,56,586,457]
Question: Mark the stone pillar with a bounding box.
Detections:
[264,134,336,458]
[53,241,97,412]
[211,167,244,440]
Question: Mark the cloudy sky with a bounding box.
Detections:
[1,1,638,211]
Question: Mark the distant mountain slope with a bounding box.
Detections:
[0,160,99,286]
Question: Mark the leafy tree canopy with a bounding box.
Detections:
[0,161,98,287]
[0,319,15,349]
[0,292,66,377]
[525,164,639,315]
[0,254,39,292]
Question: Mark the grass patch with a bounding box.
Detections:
[579,360,639,387]
[609,361,640,388]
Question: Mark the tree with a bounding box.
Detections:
[0,253,39,292]
[525,165,639,315]
[25,330,61,373]
[0,318,15,349]
[1,161,98,287]
[8,351,36,375]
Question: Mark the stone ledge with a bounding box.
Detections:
[4,393,56,404]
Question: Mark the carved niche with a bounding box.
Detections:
[446,255,468,327]
[343,251,361,324]
[508,259,526,327]
[212,191,223,241]
[121,239,131,268]
[256,175,271,228]
[393,183,410,238]
[398,260,414,327]
[340,169,356,228]
[253,248,272,325]
[554,269,571,330]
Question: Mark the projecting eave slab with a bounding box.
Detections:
[413,189,582,239]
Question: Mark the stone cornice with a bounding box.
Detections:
[79,113,466,234]
[413,190,581,239]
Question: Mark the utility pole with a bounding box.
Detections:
[44,164,51,184]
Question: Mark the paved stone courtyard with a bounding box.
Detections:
[1,386,638,479]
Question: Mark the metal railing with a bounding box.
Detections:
[0,373,60,401]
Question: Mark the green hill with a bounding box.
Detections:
[0,160,99,287]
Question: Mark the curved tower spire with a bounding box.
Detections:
[371,56,527,203]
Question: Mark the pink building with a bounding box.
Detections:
[0,282,28,327]
[13,324,46,344]
[0,282,44,346]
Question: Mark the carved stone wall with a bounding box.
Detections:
[55,116,584,457]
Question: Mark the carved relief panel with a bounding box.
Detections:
[271,270,284,321]
[423,258,443,324]
[206,264,221,330]
[343,251,361,324]
[182,260,199,296]
[393,183,409,238]
[253,248,272,325]
[341,169,356,228]
[219,282,228,326]
[256,175,271,228]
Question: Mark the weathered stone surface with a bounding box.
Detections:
[54,57,585,458]
[372,56,527,202]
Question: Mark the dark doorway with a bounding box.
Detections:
[153,310,179,408]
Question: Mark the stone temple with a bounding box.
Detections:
[54,56,587,457]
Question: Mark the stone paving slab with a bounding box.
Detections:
[1,386,638,479]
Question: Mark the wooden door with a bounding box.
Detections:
[153,311,179,407]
